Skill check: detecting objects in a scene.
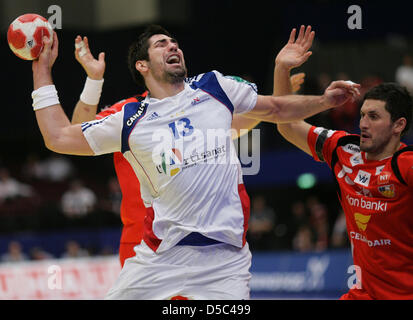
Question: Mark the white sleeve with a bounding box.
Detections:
[214,70,258,114]
[81,111,123,155]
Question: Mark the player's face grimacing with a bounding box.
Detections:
[147,34,187,84]
[359,99,395,155]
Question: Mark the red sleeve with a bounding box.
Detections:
[396,151,413,187]
[307,125,348,167]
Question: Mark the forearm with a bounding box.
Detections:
[32,72,93,155]
[273,64,293,96]
[71,77,104,124]
[277,121,312,155]
[72,100,98,124]
[245,94,328,123]
[276,94,329,122]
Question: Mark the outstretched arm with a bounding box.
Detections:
[32,32,94,155]
[245,81,360,123]
[71,36,106,124]
[231,73,304,139]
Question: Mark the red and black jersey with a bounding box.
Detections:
[308,126,413,299]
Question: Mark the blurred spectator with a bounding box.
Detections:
[1,241,29,263]
[307,197,329,251]
[292,225,314,252]
[331,210,349,248]
[248,195,276,250]
[395,54,413,94]
[61,240,90,259]
[0,167,33,204]
[61,179,97,217]
[21,153,45,182]
[102,177,122,215]
[28,155,76,182]
[30,246,54,260]
[287,200,310,236]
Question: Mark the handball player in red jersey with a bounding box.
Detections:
[277,74,413,297]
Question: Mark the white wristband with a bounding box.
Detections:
[80,77,104,105]
[32,85,60,111]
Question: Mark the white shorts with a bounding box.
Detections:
[105,240,252,300]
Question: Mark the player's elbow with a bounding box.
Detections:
[42,131,66,154]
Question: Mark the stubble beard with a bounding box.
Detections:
[164,65,187,84]
[360,133,392,156]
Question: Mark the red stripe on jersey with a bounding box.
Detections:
[143,207,162,252]
[238,184,250,246]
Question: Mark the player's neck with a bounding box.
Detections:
[365,139,402,161]
[146,79,185,100]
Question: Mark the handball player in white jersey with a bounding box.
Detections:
[30,24,358,299]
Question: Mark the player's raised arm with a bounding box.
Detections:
[32,32,94,155]
[71,36,106,124]
[231,25,311,139]
[241,24,342,123]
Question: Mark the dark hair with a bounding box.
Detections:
[363,82,413,136]
[127,25,172,88]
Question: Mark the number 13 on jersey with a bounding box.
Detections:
[168,118,194,139]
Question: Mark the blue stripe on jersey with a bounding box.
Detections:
[189,72,234,114]
[121,101,148,153]
[81,116,110,132]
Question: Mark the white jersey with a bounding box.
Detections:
[82,70,257,253]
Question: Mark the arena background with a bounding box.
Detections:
[0,0,412,299]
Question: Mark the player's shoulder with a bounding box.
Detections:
[96,93,147,119]
[310,126,355,148]
[185,70,257,92]
[391,144,413,186]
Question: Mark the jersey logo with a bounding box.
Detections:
[343,143,361,154]
[349,153,364,167]
[157,148,182,177]
[354,170,371,187]
[377,171,391,185]
[354,212,371,231]
[146,112,160,121]
[378,184,395,198]
[191,95,211,106]
[126,102,148,127]
[375,165,385,175]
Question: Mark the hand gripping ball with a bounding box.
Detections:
[7,13,53,60]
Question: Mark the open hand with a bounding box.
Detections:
[275,25,315,70]
[290,72,305,93]
[74,36,105,80]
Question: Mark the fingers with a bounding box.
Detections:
[290,25,314,50]
[296,25,306,43]
[98,52,105,62]
[328,80,361,99]
[51,31,58,50]
[303,30,315,51]
[74,35,89,58]
[288,28,297,44]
